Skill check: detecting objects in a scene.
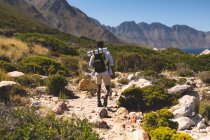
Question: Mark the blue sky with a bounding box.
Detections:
[68,0,210,31]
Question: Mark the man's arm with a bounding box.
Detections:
[89,55,94,69]
[107,52,115,78]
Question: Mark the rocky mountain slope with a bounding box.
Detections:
[23,0,119,42]
[106,21,210,48]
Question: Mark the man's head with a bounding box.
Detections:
[97,41,104,48]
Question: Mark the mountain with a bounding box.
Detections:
[23,0,119,42]
[0,0,50,32]
[106,21,210,48]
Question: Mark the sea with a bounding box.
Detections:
[181,48,210,54]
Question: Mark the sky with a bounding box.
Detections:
[67,0,210,32]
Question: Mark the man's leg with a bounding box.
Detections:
[103,85,110,107]
[96,74,103,107]
[97,84,103,107]
[102,74,111,107]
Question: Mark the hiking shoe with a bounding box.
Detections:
[103,99,107,107]
[98,101,103,107]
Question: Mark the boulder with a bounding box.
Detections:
[91,119,109,129]
[173,117,195,130]
[36,86,47,93]
[128,127,150,140]
[199,49,210,55]
[129,112,137,123]
[30,102,41,110]
[116,107,129,117]
[7,71,24,78]
[168,84,193,94]
[53,101,69,115]
[0,81,18,88]
[172,95,197,118]
[99,108,109,118]
[78,79,97,91]
[127,74,135,81]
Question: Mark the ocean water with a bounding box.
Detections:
[181,48,210,54]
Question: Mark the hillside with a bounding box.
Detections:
[106,21,210,48]
[23,0,119,42]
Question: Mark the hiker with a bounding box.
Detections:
[89,41,115,107]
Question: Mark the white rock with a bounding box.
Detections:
[36,86,47,93]
[172,95,197,118]
[199,49,210,55]
[198,135,210,140]
[0,81,18,88]
[127,74,135,81]
[168,84,192,94]
[173,117,196,130]
[128,128,150,140]
[7,71,24,77]
[30,102,41,110]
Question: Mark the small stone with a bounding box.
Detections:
[99,108,108,118]
[53,101,69,115]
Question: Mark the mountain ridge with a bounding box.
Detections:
[106,21,210,48]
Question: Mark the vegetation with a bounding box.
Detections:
[0,84,26,102]
[47,74,68,97]
[142,109,178,133]
[150,127,193,140]
[118,85,177,111]
[0,60,16,72]
[198,71,210,83]
[199,91,210,121]
[0,105,99,140]
[17,33,78,56]
[18,56,67,76]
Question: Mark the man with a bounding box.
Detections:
[89,41,115,107]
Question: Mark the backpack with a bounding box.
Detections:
[93,53,107,73]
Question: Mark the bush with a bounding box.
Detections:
[176,63,194,77]
[61,56,79,76]
[18,56,67,76]
[140,70,158,80]
[142,109,178,133]
[154,77,176,88]
[17,33,78,56]
[118,87,144,110]
[47,74,68,97]
[0,105,99,140]
[199,101,210,121]
[0,56,11,62]
[142,85,176,110]
[0,60,16,72]
[198,71,210,83]
[178,78,187,85]
[0,69,9,81]
[150,127,193,140]
[14,74,44,88]
[117,78,129,85]
[0,84,26,102]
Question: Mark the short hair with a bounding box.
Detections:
[97,41,104,48]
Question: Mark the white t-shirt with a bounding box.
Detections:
[89,51,114,75]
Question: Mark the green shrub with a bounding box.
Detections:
[154,77,176,88]
[61,56,79,76]
[199,101,210,121]
[0,56,11,62]
[0,105,99,140]
[171,132,193,140]
[17,33,78,56]
[140,70,158,79]
[198,71,210,83]
[142,109,178,133]
[47,74,68,97]
[0,84,26,102]
[178,78,187,85]
[18,56,67,76]
[118,87,144,110]
[14,74,44,88]
[142,85,176,110]
[0,60,16,72]
[0,69,10,81]
[176,63,194,77]
[150,127,193,140]
[117,78,129,85]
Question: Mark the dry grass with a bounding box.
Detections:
[0,37,29,61]
[31,44,49,56]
